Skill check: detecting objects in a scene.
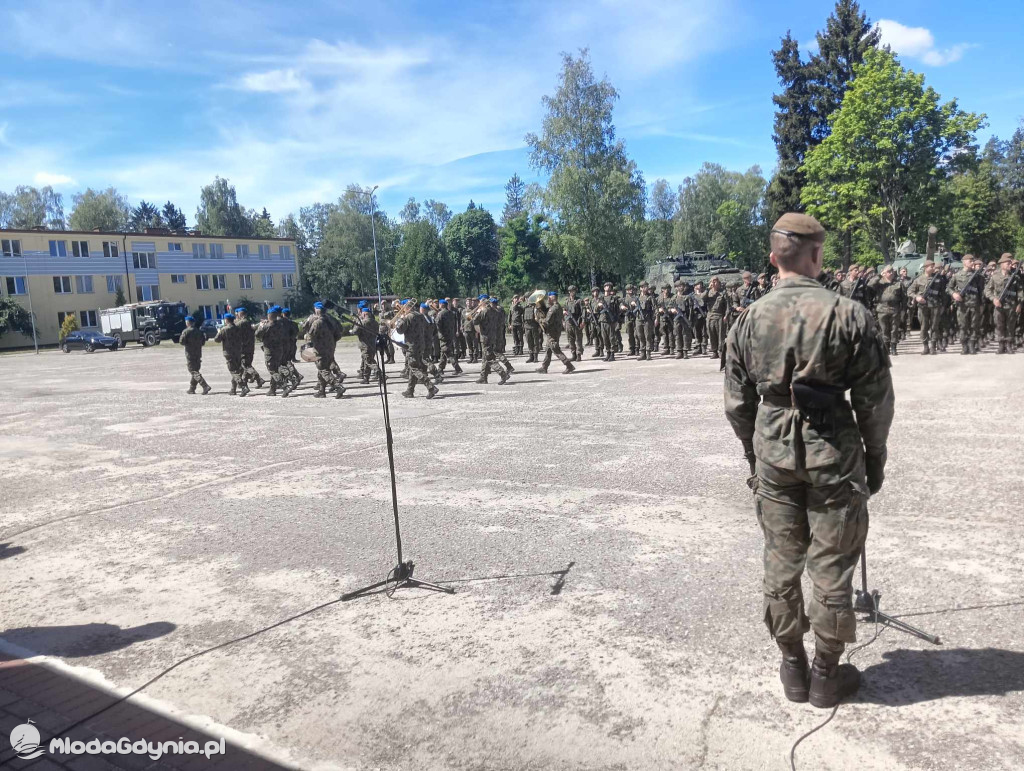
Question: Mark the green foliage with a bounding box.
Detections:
[0,296,34,341]
[802,48,984,261]
[232,297,263,318]
[444,206,499,292]
[195,177,254,237]
[69,188,131,232]
[391,220,457,298]
[642,179,676,263]
[0,185,65,230]
[114,285,127,307]
[130,200,163,231]
[672,163,769,268]
[250,207,276,239]
[526,49,646,283]
[502,174,527,224]
[497,214,550,294]
[310,187,396,298]
[59,312,79,341]
[162,201,187,231]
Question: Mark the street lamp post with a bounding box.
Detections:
[22,246,39,353]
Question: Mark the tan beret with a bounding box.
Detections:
[922,261,936,268]
[999,253,1014,265]
[771,212,826,242]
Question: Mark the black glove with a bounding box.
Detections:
[745,451,756,477]
[866,454,885,495]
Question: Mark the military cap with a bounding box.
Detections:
[999,253,1014,265]
[236,306,248,313]
[490,297,499,304]
[184,315,195,322]
[283,307,291,313]
[663,283,672,291]
[591,286,599,292]
[400,299,410,306]
[478,293,489,300]
[639,280,649,288]
[603,281,613,288]
[771,212,826,242]
[269,305,281,313]
[223,312,234,320]
[547,290,558,296]
[439,298,448,305]
[568,285,577,291]
[313,302,323,309]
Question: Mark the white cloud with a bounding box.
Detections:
[875,20,972,66]
[238,69,310,93]
[33,172,76,186]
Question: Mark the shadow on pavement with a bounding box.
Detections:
[858,647,1024,706]
[0,622,176,658]
[0,543,26,560]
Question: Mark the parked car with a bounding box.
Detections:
[62,330,120,353]
[200,319,219,340]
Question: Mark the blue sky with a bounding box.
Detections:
[1,0,1021,224]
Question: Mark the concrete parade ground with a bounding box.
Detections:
[1,336,1022,771]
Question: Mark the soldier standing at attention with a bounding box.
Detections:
[670,281,693,359]
[908,261,946,355]
[597,282,620,362]
[179,315,211,395]
[214,312,247,396]
[985,253,1022,354]
[563,286,585,361]
[725,213,893,709]
[535,291,575,375]
[622,284,639,356]
[436,298,463,375]
[948,255,984,355]
[658,284,675,356]
[587,286,603,357]
[509,295,525,356]
[235,307,266,388]
[691,281,708,355]
[705,277,729,359]
[523,295,542,363]
[874,266,906,356]
[636,282,656,361]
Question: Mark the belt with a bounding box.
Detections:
[761,384,847,410]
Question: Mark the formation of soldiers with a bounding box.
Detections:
[818,253,1023,355]
[176,250,1021,396]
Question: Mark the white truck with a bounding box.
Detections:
[100,301,189,347]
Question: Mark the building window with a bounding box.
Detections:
[280,245,292,260]
[236,244,249,259]
[136,285,159,302]
[212,274,226,290]
[2,239,22,257]
[102,241,120,259]
[53,276,73,293]
[57,311,71,326]
[5,276,27,295]
[75,275,94,293]
[238,274,252,290]
[106,275,123,293]
[195,274,210,290]
[192,243,207,259]
[71,240,90,257]
[170,274,186,284]
[282,273,294,289]
[211,243,224,259]
[80,310,98,327]
[132,252,157,269]
[168,242,183,252]
[258,245,271,260]
[261,273,273,289]
[49,240,68,257]
[199,305,213,320]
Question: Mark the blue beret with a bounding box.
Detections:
[478,294,489,300]
[184,315,195,322]
[420,303,429,309]
[235,307,247,313]
[282,307,290,313]
[400,299,409,306]
[548,291,558,296]
[439,299,448,305]
[313,302,324,309]
[490,297,499,303]
[223,313,235,320]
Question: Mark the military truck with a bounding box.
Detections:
[645,252,743,290]
[890,238,962,279]
[99,300,189,348]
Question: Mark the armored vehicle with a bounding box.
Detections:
[644,252,743,290]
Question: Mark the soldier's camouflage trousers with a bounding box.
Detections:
[566,324,584,357]
[918,305,943,345]
[511,325,524,354]
[600,322,615,356]
[691,317,706,351]
[661,319,675,353]
[541,334,571,369]
[755,457,869,658]
[707,315,725,357]
[877,310,898,350]
[404,348,432,388]
[957,303,983,347]
[674,318,692,353]
[223,353,243,387]
[525,325,542,358]
[439,335,459,371]
[264,352,292,387]
[638,320,654,355]
[994,306,1019,346]
[464,331,478,361]
[316,354,344,391]
[480,337,510,377]
[185,354,208,390]
[624,319,637,353]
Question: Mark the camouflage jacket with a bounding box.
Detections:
[237,320,256,356]
[214,321,244,357]
[284,317,300,346]
[178,326,205,355]
[307,315,337,355]
[472,303,502,342]
[509,301,525,327]
[724,275,894,471]
[947,269,985,306]
[984,269,1022,307]
[256,317,289,355]
[463,307,479,336]
[735,283,762,309]
[436,307,459,339]
[706,289,729,317]
[908,272,947,308]
[563,297,584,327]
[537,301,564,338]
[596,294,620,323]
[396,309,429,350]
[875,279,906,312]
[636,294,656,321]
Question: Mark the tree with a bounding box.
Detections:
[444,206,499,292]
[497,213,550,294]
[195,177,253,237]
[502,173,527,224]
[162,201,187,231]
[130,200,162,231]
[767,1,879,226]
[114,284,127,307]
[0,296,35,341]
[526,50,646,285]
[59,312,79,341]
[250,207,277,239]
[643,178,677,263]
[69,188,131,232]
[400,198,421,224]
[391,220,457,298]
[947,161,1011,256]
[423,200,452,232]
[802,49,984,262]
[0,186,65,229]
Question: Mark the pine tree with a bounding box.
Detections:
[502,174,526,224]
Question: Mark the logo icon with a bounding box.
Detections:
[10,720,44,760]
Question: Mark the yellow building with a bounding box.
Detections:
[0,228,300,349]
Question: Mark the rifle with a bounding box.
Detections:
[953,268,982,303]
[740,284,758,308]
[997,264,1024,306]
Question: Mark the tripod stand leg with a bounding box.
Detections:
[341,579,394,602]
[868,609,941,645]
[404,578,455,595]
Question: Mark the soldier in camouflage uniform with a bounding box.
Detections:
[256,306,295,397]
[535,291,575,374]
[472,295,511,385]
[636,281,656,360]
[564,286,585,361]
[436,298,463,375]
[947,255,985,355]
[622,284,639,356]
[509,295,525,356]
[587,287,603,357]
[874,266,906,356]
[463,298,480,364]
[395,301,439,398]
[725,213,894,709]
[706,277,729,359]
[214,312,247,396]
[306,302,346,398]
[281,308,304,386]
[670,281,694,359]
[523,296,541,363]
[349,306,382,384]
[597,282,620,362]
[986,253,1022,354]
[657,284,675,356]
[178,316,211,394]
[235,308,266,388]
[908,261,946,355]
[691,281,708,355]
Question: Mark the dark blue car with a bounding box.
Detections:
[62,330,120,353]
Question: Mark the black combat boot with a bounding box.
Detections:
[402,385,415,398]
[255,375,267,388]
[334,384,346,399]
[426,384,439,398]
[475,373,488,384]
[229,383,237,395]
[890,342,898,356]
[505,361,515,373]
[498,369,510,384]
[454,362,463,374]
[267,382,277,396]
[922,342,930,355]
[201,380,212,395]
[961,342,969,355]
[239,383,250,397]
[808,657,861,709]
[675,350,685,359]
[778,641,810,703]
[186,386,196,394]
[313,385,326,398]
[562,361,575,374]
